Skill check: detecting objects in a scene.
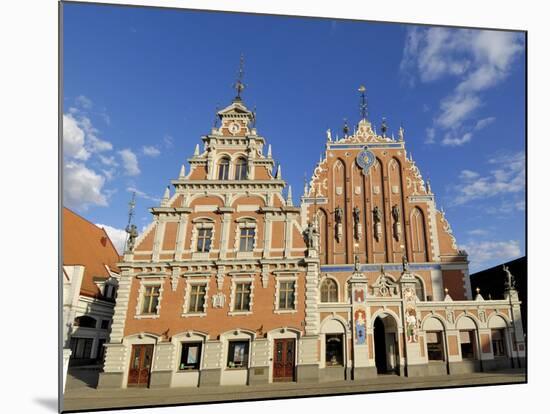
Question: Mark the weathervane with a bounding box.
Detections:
[358,85,367,120]
[233,53,245,101]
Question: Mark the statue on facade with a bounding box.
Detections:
[335,206,344,224]
[125,224,138,252]
[373,206,382,224]
[392,204,402,241]
[402,254,409,273]
[326,128,332,142]
[353,206,360,226]
[352,206,362,241]
[303,222,319,251]
[391,204,400,222]
[503,265,516,290]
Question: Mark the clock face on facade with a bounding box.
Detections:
[356,148,375,173]
[229,122,241,134]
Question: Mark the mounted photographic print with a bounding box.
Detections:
[61,1,526,412]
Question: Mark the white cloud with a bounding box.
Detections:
[143,145,161,157]
[119,149,140,176]
[425,127,435,144]
[96,223,127,254]
[63,114,90,160]
[76,95,93,109]
[467,229,489,236]
[453,152,525,205]
[127,186,160,203]
[99,155,118,166]
[79,116,113,152]
[401,28,523,146]
[63,161,108,210]
[163,135,174,148]
[460,239,521,272]
[474,116,496,131]
[441,132,473,147]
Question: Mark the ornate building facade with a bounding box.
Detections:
[98,86,525,389]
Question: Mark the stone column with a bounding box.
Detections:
[218,210,233,259]
[399,271,425,377]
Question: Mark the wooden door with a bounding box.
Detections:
[128,344,154,387]
[273,339,295,381]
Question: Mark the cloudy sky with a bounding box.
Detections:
[62,4,525,272]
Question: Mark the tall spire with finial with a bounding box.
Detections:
[358,85,367,120]
[233,53,245,101]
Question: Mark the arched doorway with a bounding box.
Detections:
[373,314,399,375]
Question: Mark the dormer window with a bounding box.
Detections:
[218,157,230,180]
[235,157,247,180]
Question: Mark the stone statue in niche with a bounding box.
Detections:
[302,221,319,257]
[405,306,419,343]
[503,265,516,290]
[402,254,410,273]
[373,206,382,241]
[353,206,362,241]
[335,205,344,242]
[392,204,402,241]
[354,309,367,345]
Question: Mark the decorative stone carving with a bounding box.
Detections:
[170,267,181,291]
[372,268,398,297]
[373,185,380,195]
[302,221,319,256]
[373,206,382,241]
[212,292,226,308]
[335,186,343,196]
[478,308,486,323]
[335,206,344,243]
[446,308,454,324]
[125,224,138,252]
[392,204,402,241]
[216,266,225,290]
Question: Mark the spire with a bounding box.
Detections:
[275,164,282,179]
[267,144,272,158]
[286,185,293,206]
[194,143,200,156]
[358,85,367,120]
[179,164,186,179]
[161,185,170,206]
[233,53,245,102]
[303,173,309,196]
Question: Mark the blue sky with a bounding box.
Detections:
[62,3,525,273]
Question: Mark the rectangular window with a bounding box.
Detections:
[239,228,255,252]
[460,330,476,359]
[141,285,161,314]
[196,228,212,252]
[234,282,251,311]
[325,334,344,366]
[70,337,94,359]
[179,342,202,370]
[491,329,506,357]
[278,281,295,310]
[426,331,444,361]
[227,341,249,368]
[188,284,207,313]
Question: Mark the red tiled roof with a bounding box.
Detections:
[63,207,121,298]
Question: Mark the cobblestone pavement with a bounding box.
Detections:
[62,369,526,412]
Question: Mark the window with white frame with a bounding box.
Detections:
[239,228,255,252]
[188,284,207,313]
[234,157,248,180]
[234,282,251,311]
[320,278,338,303]
[179,342,202,370]
[141,285,161,314]
[196,228,213,252]
[227,340,249,369]
[218,157,230,180]
[278,281,295,310]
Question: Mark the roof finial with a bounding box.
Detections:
[286,185,293,206]
[194,143,200,156]
[267,144,272,158]
[303,173,309,196]
[162,185,170,206]
[233,53,245,101]
[179,164,186,179]
[275,164,281,179]
[358,85,367,120]
[126,191,136,229]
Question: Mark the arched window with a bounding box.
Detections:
[415,277,425,301]
[74,315,97,328]
[234,157,247,180]
[321,279,338,303]
[218,157,230,180]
